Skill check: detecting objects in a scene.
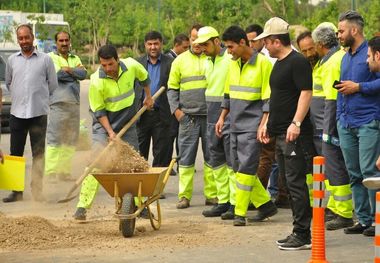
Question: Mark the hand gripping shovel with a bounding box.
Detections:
[57,86,166,203]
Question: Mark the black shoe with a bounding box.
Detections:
[221,205,234,220]
[159,193,166,199]
[344,222,370,234]
[325,208,337,222]
[170,169,177,176]
[3,191,23,203]
[73,207,87,221]
[278,233,311,251]
[363,226,375,237]
[247,203,257,211]
[325,215,353,231]
[276,234,293,246]
[233,215,246,226]
[274,198,291,209]
[248,201,278,222]
[202,203,230,217]
[140,207,154,219]
[205,197,218,206]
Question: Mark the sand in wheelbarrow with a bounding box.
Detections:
[98,139,149,173]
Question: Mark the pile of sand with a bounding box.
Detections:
[98,139,149,173]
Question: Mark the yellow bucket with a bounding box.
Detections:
[0,155,26,191]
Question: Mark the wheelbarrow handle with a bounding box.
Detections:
[57,86,166,203]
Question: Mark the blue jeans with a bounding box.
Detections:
[337,120,380,226]
[268,164,279,198]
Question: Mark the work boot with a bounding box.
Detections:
[247,203,257,211]
[325,208,337,222]
[176,197,190,209]
[205,197,218,206]
[202,203,230,217]
[170,169,177,176]
[159,193,166,199]
[3,191,23,203]
[73,207,87,221]
[344,222,370,234]
[363,226,375,237]
[274,198,290,209]
[248,201,278,222]
[140,207,154,219]
[233,215,246,226]
[325,214,353,231]
[221,205,235,220]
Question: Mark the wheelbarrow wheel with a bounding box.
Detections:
[119,193,136,237]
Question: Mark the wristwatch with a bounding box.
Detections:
[291,120,301,128]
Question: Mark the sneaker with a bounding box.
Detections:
[278,233,311,251]
[2,191,23,203]
[247,201,278,222]
[325,208,337,222]
[363,226,375,237]
[221,205,235,220]
[325,215,353,231]
[276,234,293,246]
[73,207,87,221]
[205,197,218,206]
[233,215,246,226]
[344,222,370,234]
[202,203,230,217]
[176,197,190,209]
[363,177,380,190]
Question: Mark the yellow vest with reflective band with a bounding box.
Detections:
[321,49,345,100]
[312,61,325,97]
[49,52,83,73]
[205,48,231,101]
[225,52,271,102]
[89,58,148,114]
[168,50,208,114]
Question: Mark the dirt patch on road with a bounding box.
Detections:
[0,214,228,252]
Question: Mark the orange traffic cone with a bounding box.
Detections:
[308,156,329,263]
[375,192,380,263]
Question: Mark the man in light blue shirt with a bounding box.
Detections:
[4,24,58,202]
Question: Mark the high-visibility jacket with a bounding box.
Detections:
[321,47,345,139]
[205,48,232,123]
[48,52,86,104]
[310,61,325,133]
[89,58,149,133]
[222,52,272,132]
[167,50,208,115]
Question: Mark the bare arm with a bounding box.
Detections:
[142,85,154,109]
[286,90,312,142]
[215,108,229,138]
[98,116,116,140]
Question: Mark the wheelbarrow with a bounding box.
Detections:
[92,158,176,237]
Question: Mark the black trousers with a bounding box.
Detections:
[137,110,171,167]
[10,114,47,196]
[275,134,312,237]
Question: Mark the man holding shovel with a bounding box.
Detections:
[73,44,153,220]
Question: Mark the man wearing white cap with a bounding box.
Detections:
[256,17,313,250]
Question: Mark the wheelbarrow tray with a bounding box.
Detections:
[92,167,168,198]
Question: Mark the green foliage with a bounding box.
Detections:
[1,0,380,58]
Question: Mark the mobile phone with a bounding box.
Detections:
[333,80,342,90]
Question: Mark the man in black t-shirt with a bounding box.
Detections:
[255,17,313,251]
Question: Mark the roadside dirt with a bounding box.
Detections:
[0,213,228,252]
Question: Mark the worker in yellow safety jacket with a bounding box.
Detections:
[216,25,277,226]
[193,26,236,219]
[73,44,153,221]
[167,24,217,209]
[311,23,353,230]
[45,31,87,183]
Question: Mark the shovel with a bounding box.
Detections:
[57,86,166,203]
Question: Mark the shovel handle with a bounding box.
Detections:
[58,86,166,203]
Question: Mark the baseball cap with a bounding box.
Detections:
[254,17,289,40]
[193,26,219,44]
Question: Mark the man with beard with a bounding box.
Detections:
[336,11,380,237]
[4,24,58,202]
[297,31,319,68]
[136,31,173,170]
[255,17,313,250]
[45,31,87,183]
